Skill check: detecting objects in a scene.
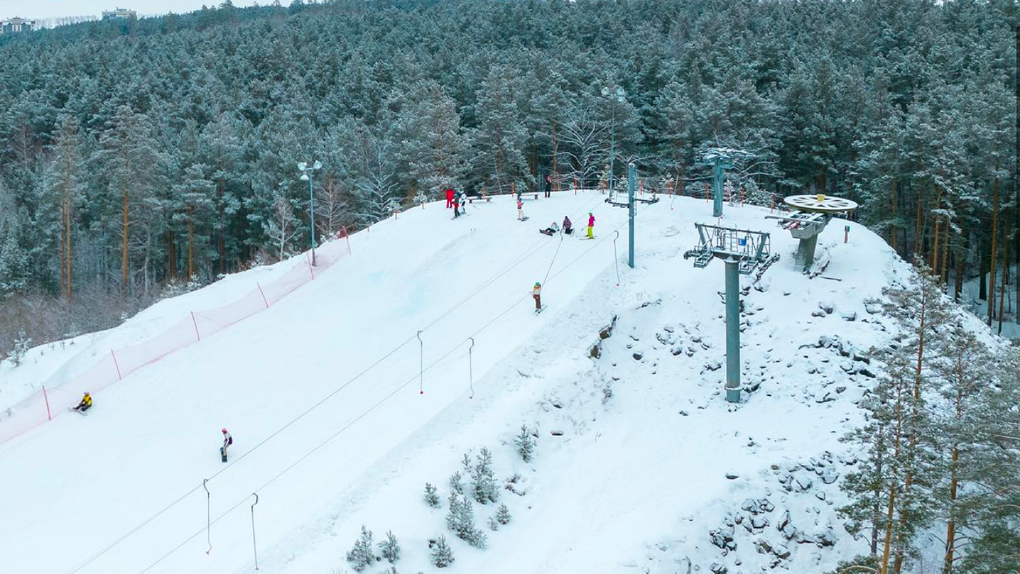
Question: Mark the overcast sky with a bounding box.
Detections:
[0,0,290,21]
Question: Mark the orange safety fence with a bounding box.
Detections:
[0,243,348,446]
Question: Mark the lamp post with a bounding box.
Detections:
[298,160,322,265]
[601,86,625,192]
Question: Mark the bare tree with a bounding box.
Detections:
[557,103,606,189]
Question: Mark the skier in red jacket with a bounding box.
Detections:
[586,212,595,238]
[445,188,455,208]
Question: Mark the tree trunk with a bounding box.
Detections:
[931,215,941,275]
[880,394,905,574]
[989,175,1000,326]
[167,230,176,281]
[943,383,963,574]
[914,189,924,258]
[980,233,988,301]
[122,187,129,288]
[999,216,1010,334]
[953,228,967,303]
[940,219,952,286]
[890,177,898,253]
[551,121,559,190]
[188,205,195,280]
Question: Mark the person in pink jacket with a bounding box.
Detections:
[586,212,595,238]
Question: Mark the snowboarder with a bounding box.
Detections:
[72,392,92,413]
[532,282,542,311]
[562,216,573,235]
[586,212,595,239]
[544,175,552,198]
[540,222,560,236]
[453,194,461,218]
[221,428,233,462]
[517,198,525,221]
[445,188,455,208]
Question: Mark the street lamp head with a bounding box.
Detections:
[312,160,322,170]
[616,87,625,97]
[600,87,609,96]
[297,162,307,171]
[300,174,310,181]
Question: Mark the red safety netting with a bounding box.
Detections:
[0,245,348,445]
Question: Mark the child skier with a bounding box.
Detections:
[453,194,461,218]
[221,428,233,462]
[72,392,92,413]
[532,282,542,311]
[517,198,525,221]
[586,212,595,239]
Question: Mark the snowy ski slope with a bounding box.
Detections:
[3,190,950,574]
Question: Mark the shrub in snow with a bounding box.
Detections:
[472,447,499,504]
[10,330,30,367]
[496,503,511,525]
[424,483,440,508]
[515,425,535,462]
[449,471,465,495]
[488,515,499,531]
[431,535,454,568]
[345,525,375,572]
[445,491,487,548]
[378,530,400,563]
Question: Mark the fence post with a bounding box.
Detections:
[42,386,52,421]
[111,350,123,380]
[191,312,201,342]
[257,283,270,308]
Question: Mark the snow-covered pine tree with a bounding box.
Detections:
[378,530,400,563]
[345,525,375,572]
[488,515,499,531]
[449,471,464,495]
[471,64,531,195]
[430,535,454,568]
[10,330,30,367]
[515,425,535,463]
[472,447,498,504]
[496,503,511,525]
[424,482,440,508]
[390,81,468,201]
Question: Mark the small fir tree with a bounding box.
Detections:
[496,503,511,525]
[473,447,498,504]
[431,535,454,568]
[515,425,535,462]
[449,471,465,495]
[488,515,499,531]
[378,530,400,563]
[424,482,440,508]
[345,525,375,572]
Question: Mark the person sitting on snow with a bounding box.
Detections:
[72,392,92,413]
[540,222,560,236]
[562,216,573,235]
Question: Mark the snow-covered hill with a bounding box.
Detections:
[0,191,955,574]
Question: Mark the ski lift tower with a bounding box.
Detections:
[697,148,750,218]
[769,194,858,271]
[684,224,774,403]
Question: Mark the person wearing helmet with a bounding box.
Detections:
[221,428,233,462]
[532,282,542,311]
[72,392,92,413]
[586,212,595,239]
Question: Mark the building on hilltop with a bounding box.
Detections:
[1,17,35,34]
[102,8,137,20]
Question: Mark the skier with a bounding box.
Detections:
[453,193,461,218]
[544,175,552,198]
[72,392,92,413]
[540,221,560,236]
[221,428,233,462]
[586,212,595,239]
[445,188,455,208]
[562,216,573,235]
[532,282,542,311]
[517,197,525,221]
[458,191,468,214]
